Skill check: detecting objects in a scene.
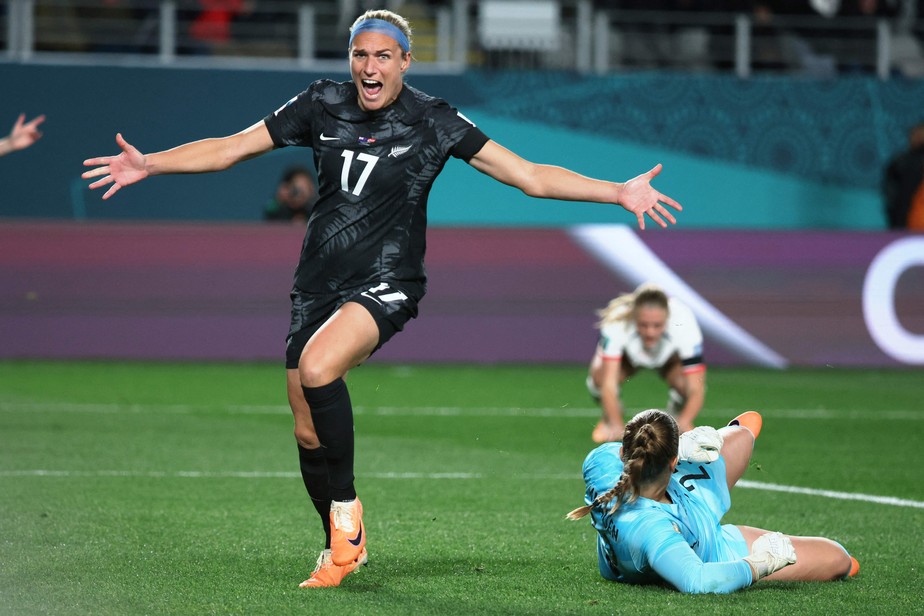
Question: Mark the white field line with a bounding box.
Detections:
[2,402,922,508]
[0,401,921,421]
[2,469,922,509]
[736,480,924,509]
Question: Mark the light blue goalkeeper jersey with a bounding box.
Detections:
[581,442,754,594]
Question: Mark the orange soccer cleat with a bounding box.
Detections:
[299,548,368,588]
[727,411,762,440]
[329,498,366,566]
[848,556,860,578]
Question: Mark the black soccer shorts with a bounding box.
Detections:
[284,281,420,369]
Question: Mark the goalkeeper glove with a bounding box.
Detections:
[743,532,797,580]
[678,426,724,463]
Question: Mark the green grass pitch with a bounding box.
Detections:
[1,361,921,615]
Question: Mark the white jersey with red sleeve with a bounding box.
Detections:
[597,298,704,372]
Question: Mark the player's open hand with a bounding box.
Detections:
[617,164,682,230]
[8,113,45,151]
[82,133,148,199]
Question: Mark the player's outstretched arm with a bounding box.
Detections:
[0,113,45,157]
[675,372,706,433]
[646,522,754,593]
[467,140,682,229]
[82,121,275,200]
[597,358,625,440]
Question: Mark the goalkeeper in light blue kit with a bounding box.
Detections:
[568,410,859,594]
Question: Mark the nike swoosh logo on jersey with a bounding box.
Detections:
[319,134,337,141]
[347,526,363,547]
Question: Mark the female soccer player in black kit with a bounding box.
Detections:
[82,9,683,588]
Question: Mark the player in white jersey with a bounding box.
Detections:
[587,283,705,442]
[568,410,859,594]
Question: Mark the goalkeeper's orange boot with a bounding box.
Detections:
[848,556,860,577]
[299,548,368,588]
[727,411,762,439]
[330,498,366,566]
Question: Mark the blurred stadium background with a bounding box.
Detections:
[1,0,922,368]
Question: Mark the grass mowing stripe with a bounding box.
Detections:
[0,401,594,416]
[1,400,922,420]
[0,469,300,478]
[0,470,480,480]
[5,469,923,509]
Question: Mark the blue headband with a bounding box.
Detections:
[349,18,410,53]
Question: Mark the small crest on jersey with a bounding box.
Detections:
[358,136,377,144]
[389,144,412,158]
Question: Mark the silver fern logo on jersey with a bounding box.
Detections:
[389,145,412,158]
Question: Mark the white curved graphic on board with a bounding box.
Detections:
[569,224,788,369]
[862,237,924,364]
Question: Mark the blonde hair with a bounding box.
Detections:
[596,282,669,328]
[567,409,678,520]
[350,9,413,57]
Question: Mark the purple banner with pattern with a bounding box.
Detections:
[1,222,921,367]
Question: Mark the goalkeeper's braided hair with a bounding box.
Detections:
[567,409,678,520]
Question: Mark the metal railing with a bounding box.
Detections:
[2,0,922,78]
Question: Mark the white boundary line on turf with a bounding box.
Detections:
[737,480,924,509]
[3,469,923,509]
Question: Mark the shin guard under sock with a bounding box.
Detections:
[297,444,332,548]
[302,378,357,502]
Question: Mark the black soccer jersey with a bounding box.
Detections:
[264,79,488,299]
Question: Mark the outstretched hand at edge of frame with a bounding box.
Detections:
[0,113,45,158]
[9,113,45,151]
[617,164,682,230]
[82,133,148,200]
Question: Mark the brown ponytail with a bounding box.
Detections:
[567,409,678,520]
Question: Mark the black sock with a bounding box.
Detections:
[302,378,356,502]
[297,444,332,549]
